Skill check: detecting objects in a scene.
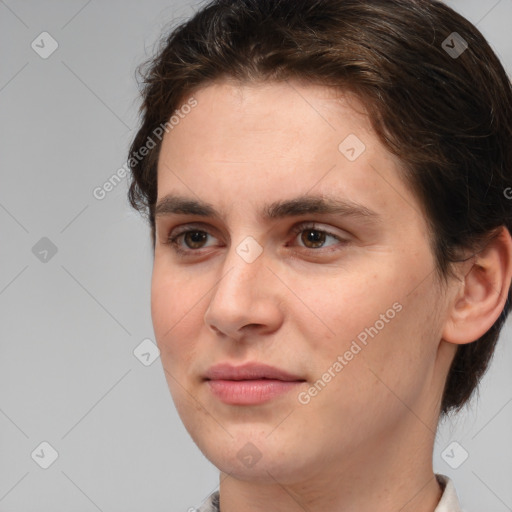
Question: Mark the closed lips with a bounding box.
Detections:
[204,363,306,381]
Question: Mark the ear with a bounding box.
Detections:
[442,226,512,345]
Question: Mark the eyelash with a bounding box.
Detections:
[164,222,348,258]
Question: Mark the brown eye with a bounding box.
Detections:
[182,230,208,249]
[290,222,347,251]
[300,229,328,249]
[166,226,218,256]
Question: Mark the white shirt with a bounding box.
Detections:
[435,474,463,512]
[194,473,462,512]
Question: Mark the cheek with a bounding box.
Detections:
[343,281,442,407]
[291,268,397,347]
[150,273,173,343]
[150,267,201,363]
[151,276,204,414]
[300,263,439,386]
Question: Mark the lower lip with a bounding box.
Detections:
[206,379,304,405]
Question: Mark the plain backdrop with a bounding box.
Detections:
[1,0,511,511]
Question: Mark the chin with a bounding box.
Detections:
[193,429,318,485]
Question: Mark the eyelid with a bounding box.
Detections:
[289,221,348,242]
[168,221,219,238]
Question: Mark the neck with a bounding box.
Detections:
[217,415,443,512]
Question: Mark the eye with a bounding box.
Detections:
[289,222,348,251]
[165,225,218,256]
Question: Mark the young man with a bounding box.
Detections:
[127,1,512,510]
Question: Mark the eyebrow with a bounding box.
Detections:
[154,193,381,224]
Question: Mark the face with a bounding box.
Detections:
[151,80,455,485]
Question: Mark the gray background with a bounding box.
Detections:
[0,1,511,511]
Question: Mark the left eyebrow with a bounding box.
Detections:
[154,193,382,224]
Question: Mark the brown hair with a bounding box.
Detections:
[127,0,512,416]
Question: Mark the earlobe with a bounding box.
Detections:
[442,226,512,346]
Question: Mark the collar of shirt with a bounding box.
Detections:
[194,473,462,512]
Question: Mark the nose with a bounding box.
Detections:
[203,240,283,341]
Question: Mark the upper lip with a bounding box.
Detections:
[204,362,305,381]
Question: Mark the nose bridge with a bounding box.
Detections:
[213,233,266,302]
[204,233,271,334]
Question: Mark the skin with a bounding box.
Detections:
[151,80,512,512]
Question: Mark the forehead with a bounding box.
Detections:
[155,80,424,227]
[160,80,371,167]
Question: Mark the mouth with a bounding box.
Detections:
[204,361,306,381]
[203,362,307,405]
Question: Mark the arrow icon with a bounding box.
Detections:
[134,339,160,366]
[441,441,468,469]
[31,32,59,59]
[31,441,59,469]
[237,441,262,467]
[32,237,58,262]
[338,134,366,161]
[236,236,263,263]
[442,32,468,59]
